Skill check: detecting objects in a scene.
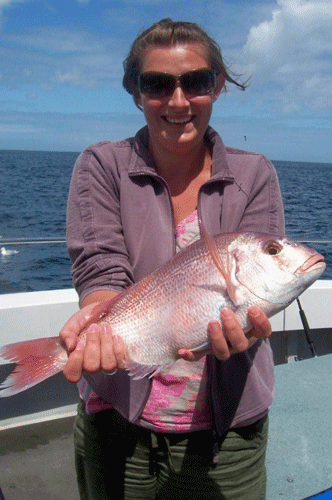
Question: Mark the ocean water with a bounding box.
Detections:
[0,149,331,294]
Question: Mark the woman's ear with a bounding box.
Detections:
[212,74,226,102]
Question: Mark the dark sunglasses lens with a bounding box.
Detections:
[139,70,216,97]
[139,73,174,97]
[182,70,215,95]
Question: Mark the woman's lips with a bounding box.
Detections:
[163,116,194,124]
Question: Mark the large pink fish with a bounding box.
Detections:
[0,231,325,396]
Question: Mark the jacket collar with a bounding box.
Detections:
[128,125,234,182]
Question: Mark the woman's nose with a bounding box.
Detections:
[168,85,190,107]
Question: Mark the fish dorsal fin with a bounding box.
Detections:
[201,223,238,306]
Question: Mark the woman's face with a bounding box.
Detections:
[136,44,224,157]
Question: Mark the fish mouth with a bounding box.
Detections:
[296,253,326,274]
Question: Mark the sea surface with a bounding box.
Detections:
[0,149,331,294]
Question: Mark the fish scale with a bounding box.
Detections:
[104,239,227,365]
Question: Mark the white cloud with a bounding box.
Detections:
[6,28,104,54]
[0,110,146,151]
[54,68,81,85]
[244,0,332,112]
[0,123,41,134]
[0,0,29,33]
[0,0,27,10]
[119,0,168,4]
[1,27,125,89]
[0,0,16,6]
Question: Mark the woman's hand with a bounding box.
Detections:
[178,306,272,362]
[59,304,127,384]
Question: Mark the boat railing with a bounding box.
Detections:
[1,237,332,245]
[1,237,66,245]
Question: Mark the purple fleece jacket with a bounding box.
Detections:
[66,125,285,435]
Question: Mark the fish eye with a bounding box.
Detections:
[264,241,282,256]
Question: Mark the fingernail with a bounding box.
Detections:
[65,339,74,351]
[221,308,233,320]
[88,324,98,334]
[249,306,260,318]
[208,320,220,333]
[75,339,84,351]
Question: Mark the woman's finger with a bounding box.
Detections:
[220,309,249,352]
[59,302,99,352]
[178,346,212,362]
[100,323,117,373]
[63,337,85,383]
[208,320,231,360]
[83,324,101,373]
[248,306,272,339]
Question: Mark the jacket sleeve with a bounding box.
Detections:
[221,153,285,236]
[66,144,134,305]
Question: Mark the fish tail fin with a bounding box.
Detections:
[0,337,67,397]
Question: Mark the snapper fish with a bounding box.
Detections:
[0,231,326,397]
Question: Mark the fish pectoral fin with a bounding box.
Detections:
[190,341,211,352]
[201,224,239,306]
[125,360,173,380]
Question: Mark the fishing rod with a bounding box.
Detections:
[296,298,317,358]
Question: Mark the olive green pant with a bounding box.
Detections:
[74,402,268,500]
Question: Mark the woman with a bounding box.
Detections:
[60,18,284,500]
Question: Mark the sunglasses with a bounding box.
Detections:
[138,69,216,98]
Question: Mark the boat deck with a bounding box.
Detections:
[0,416,78,500]
[266,353,332,499]
[1,353,332,500]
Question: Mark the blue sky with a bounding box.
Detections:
[0,0,331,162]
